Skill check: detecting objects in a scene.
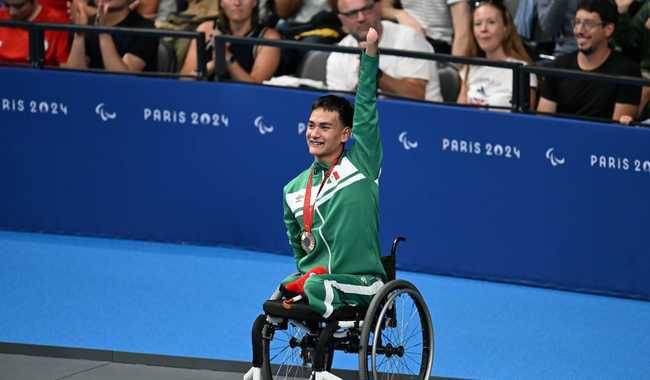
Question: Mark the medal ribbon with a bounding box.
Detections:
[303,157,339,233]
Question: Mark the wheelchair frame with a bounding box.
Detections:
[251,237,434,380]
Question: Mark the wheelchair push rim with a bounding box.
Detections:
[359,280,434,380]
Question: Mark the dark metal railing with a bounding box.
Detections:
[212,35,525,111]
[0,20,206,78]
[2,20,649,122]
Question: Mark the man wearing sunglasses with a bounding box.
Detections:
[326,0,442,102]
[537,0,641,123]
[0,0,69,65]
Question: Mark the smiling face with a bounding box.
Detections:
[472,4,508,57]
[573,9,613,55]
[306,108,351,165]
[337,0,381,42]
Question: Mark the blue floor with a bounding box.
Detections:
[1,230,649,379]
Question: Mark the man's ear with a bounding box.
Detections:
[604,23,615,39]
[341,126,352,143]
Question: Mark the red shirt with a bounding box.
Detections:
[38,0,67,15]
[0,6,70,66]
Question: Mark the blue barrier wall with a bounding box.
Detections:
[2,67,650,300]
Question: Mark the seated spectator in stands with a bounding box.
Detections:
[614,0,650,122]
[458,0,537,109]
[179,0,281,82]
[515,0,578,58]
[537,0,641,123]
[64,0,158,72]
[379,0,471,55]
[0,0,69,65]
[259,0,341,75]
[327,0,442,101]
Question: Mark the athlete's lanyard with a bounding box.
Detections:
[302,156,340,234]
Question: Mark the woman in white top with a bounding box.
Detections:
[457,0,537,110]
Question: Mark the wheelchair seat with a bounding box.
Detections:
[263,299,367,322]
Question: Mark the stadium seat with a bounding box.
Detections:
[438,63,460,102]
[297,50,330,83]
[157,40,178,73]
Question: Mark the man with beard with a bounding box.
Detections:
[65,0,157,72]
[0,0,69,65]
[326,0,441,102]
[537,0,641,123]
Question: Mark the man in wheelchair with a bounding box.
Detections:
[244,24,434,380]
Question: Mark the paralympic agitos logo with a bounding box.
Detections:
[398,131,418,150]
[95,103,117,122]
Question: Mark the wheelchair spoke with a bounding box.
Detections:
[267,323,313,380]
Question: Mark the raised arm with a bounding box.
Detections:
[348,28,382,179]
[63,0,90,69]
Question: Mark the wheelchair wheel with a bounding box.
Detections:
[262,320,332,379]
[358,280,434,380]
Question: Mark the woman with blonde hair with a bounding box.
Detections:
[457,0,537,109]
[180,0,281,82]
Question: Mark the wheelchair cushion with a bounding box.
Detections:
[263,300,367,322]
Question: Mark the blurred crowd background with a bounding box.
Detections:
[1,0,649,124]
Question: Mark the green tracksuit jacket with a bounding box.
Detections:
[282,53,386,317]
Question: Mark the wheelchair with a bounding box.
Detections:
[248,237,434,379]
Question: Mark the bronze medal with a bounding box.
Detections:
[300,231,316,252]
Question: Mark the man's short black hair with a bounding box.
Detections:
[577,0,618,25]
[311,95,354,129]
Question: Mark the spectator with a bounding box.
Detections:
[327,0,442,101]
[64,0,158,73]
[537,0,641,123]
[154,0,219,67]
[0,0,69,65]
[614,0,649,122]
[457,0,537,109]
[379,0,472,55]
[260,0,341,75]
[515,0,578,58]
[179,0,281,82]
